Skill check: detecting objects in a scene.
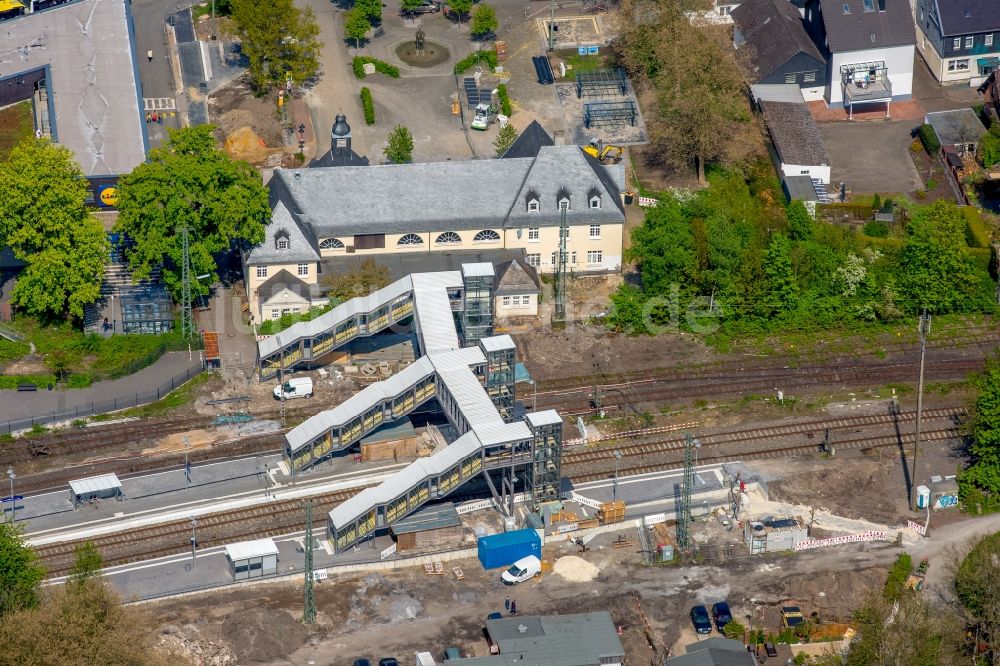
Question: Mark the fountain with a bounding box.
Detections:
[394,27,451,68]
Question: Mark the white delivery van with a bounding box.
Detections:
[273,377,313,400]
[501,555,541,585]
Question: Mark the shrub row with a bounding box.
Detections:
[0,373,57,390]
[361,87,375,125]
[918,123,941,154]
[962,206,991,248]
[352,56,400,79]
[497,83,512,117]
[453,50,498,74]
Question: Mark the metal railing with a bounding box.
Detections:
[0,366,202,435]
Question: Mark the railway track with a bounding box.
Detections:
[32,408,965,575]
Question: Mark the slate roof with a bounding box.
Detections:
[474,612,626,666]
[817,0,916,52]
[761,101,831,166]
[246,201,322,264]
[258,145,625,261]
[500,120,555,159]
[495,259,540,295]
[320,249,530,285]
[665,638,756,666]
[934,0,1000,36]
[750,84,807,104]
[732,0,825,80]
[0,0,146,176]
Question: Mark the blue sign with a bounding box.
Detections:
[587,46,599,55]
[578,46,588,56]
[1,495,23,503]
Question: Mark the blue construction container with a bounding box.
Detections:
[477,529,541,570]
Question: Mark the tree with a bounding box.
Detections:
[0,139,108,321]
[114,126,269,302]
[0,578,185,665]
[954,532,1000,661]
[960,356,1000,499]
[68,542,103,587]
[384,125,414,164]
[0,522,45,617]
[493,123,518,156]
[355,0,382,22]
[231,0,322,92]
[44,348,81,383]
[844,592,962,666]
[899,200,981,314]
[980,121,1000,168]
[616,0,756,182]
[763,233,797,313]
[786,201,813,241]
[449,0,472,21]
[344,7,370,48]
[470,3,498,37]
[323,259,392,301]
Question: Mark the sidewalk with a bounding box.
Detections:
[0,352,203,433]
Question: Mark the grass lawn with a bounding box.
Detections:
[557,51,613,78]
[104,371,220,419]
[0,101,35,161]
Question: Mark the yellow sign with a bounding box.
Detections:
[99,187,118,207]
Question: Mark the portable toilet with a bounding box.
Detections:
[916,485,931,510]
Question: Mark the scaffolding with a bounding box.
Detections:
[575,68,629,99]
[119,285,174,334]
[461,263,495,348]
[583,101,637,129]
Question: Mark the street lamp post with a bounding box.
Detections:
[818,591,826,623]
[189,517,198,569]
[6,467,14,523]
[612,450,622,502]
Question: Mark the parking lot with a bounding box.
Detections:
[819,119,924,196]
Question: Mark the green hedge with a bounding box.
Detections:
[863,221,889,238]
[497,83,512,117]
[352,56,400,79]
[66,373,92,389]
[360,87,375,125]
[962,206,991,248]
[0,339,29,365]
[0,374,57,390]
[453,50,498,74]
[919,124,941,154]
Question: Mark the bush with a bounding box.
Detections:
[66,373,92,388]
[0,373,57,390]
[497,83,512,117]
[453,50,498,74]
[351,56,400,79]
[926,177,938,190]
[884,552,912,601]
[360,87,375,125]
[915,189,927,200]
[0,339,29,365]
[963,207,991,248]
[918,123,940,154]
[863,221,890,238]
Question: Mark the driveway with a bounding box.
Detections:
[131,0,184,147]
[819,120,924,196]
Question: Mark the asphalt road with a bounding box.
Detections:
[131,0,186,145]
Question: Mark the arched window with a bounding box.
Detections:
[319,238,345,249]
[435,232,462,244]
[397,234,424,246]
[473,229,500,242]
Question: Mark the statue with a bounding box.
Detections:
[415,27,425,52]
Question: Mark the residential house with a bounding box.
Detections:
[760,98,832,183]
[243,139,625,321]
[664,637,757,665]
[733,0,828,101]
[803,0,916,114]
[916,0,1000,85]
[494,259,541,318]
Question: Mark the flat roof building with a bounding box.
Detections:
[69,473,123,506]
[224,538,279,580]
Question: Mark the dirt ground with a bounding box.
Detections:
[209,79,302,167]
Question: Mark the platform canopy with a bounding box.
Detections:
[224,538,279,562]
[68,473,123,497]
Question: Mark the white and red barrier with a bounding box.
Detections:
[906,520,927,536]
[793,530,890,551]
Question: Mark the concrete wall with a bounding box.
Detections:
[827,44,915,105]
[780,162,832,185]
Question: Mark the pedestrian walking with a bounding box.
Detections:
[157,113,162,124]
[504,597,510,612]
[510,599,517,615]
[145,112,151,124]
[147,50,153,62]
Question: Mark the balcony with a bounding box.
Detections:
[843,77,892,104]
[840,61,893,119]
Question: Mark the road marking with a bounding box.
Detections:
[143,97,177,111]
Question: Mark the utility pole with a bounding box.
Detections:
[181,226,194,341]
[554,206,568,322]
[189,517,198,569]
[677,433,695,551]
[277,335,287,429]
[303,500,316,624]
[547,2,555,51]
[910,311,931,511]
[612,449,622,502]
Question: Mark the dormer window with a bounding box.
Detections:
[590,197,601,209]
[528,199,539,212]
[277,238,289,249]
[588,187,602,210]
[275,229,290,250]
[559,198,570,212]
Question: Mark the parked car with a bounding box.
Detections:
[501,555,541,585]
[378,659,399,666]
[444,647,462,660]
[273,376,313,400]
[487,612,503,621]
[781,606,805,629]
[712,601,733,632]
[690,605,712,634]
[401,0,440,14]
[352,660,371,666]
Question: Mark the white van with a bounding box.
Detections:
[273,377,313,400]
[501,555,541,585]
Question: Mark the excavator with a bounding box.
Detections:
[583,139,624,164]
